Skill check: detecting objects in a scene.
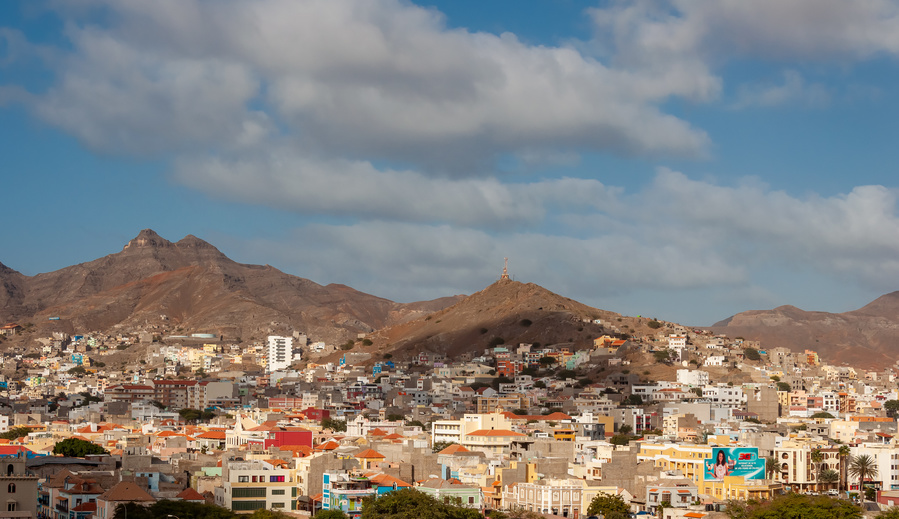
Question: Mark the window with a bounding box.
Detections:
[7,502,15,512]
[270,475,285,482]
[272,489,285,495]
[272,503,285,509]
[6,484,13,494]
[238,476,249,483]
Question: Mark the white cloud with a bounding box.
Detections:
[224,169,899,314]
[591,0,899,64]
[13,0,709,164]
[235,219,745,306]
[732,70,830,108]
[174,149,619,228]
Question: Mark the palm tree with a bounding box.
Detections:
[820,469,840,490]
[849,454,876,500]
[765,457,778,480]
[810,449,824,490]
[838,445,851,492]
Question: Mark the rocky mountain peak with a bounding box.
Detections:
[175,234,218,250]
[122,229,173,251]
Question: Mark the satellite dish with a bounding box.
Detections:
[682,361,689,367]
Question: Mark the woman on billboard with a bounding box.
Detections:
[707,450,735,479]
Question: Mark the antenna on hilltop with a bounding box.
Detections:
[501,257,510,280]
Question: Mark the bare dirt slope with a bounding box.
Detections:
[365,279,623,361]
[708,292,899,368]
[0,229,460,343]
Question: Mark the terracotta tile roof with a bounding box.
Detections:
[369,428,388,436]
[72,502,97,512]
[176,487,205,501]
[369,473,411,488]
[99,481,155,503]
[355,448,386,459]
[437,444,470,455]
[196,431,226,440]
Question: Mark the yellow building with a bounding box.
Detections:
[701,475,782,501]
[637,443,712,484]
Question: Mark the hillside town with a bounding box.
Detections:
[0,320,896,519]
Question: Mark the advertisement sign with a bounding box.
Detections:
[704,447,765,481]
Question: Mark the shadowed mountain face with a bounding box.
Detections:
[708,292,899,368]
[0,229,461,343]
[369,279,622,361]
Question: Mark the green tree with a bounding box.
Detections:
[114,499,236,519]
[556,369,576,380]
[811,449,825,489]
[885,400,899,418]
[743,348,761,361]
[316,511,350,519]
[647,320,662,329]
[624,394,643,406]
[724,494,861,519]
[0,427,32,441]
[53,438,108,457]
[811,412,835,419]
[839,445,851,492]
[653,349,673,364]
[432,441,457,453]
[850,454,877,501]
[587,492,630,519]
[618,424,633,435]
[820,469,840,489]
[248,510,294,519]
[776,381,792,392]
[765,457,778,480]
[360,488,479,519]
[609,435,631,446]
[877,508,899,519]
[538,356,556,367]
[179,408,202,423]
[386,413,405,421]
[322,418,347,432]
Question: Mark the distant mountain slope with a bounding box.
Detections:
[368,279,623,360]
[709,292,899,368]
[0,229,460,342]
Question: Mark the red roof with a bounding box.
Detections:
[176,487,206,502]
[437,444,470,455]
[356,448,386,459]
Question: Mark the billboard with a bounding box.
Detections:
[704,447,765,481]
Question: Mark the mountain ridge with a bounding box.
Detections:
[0,229,462,343]
[709,292,899,368]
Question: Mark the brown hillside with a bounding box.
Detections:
[0,229,459,343]
[367,279,622,361]
[708,292,899,369]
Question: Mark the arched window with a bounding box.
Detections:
[5,465,11,477]
[6,484,14,494]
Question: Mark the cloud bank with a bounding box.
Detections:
[3,0,899,323]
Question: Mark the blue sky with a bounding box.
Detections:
[2,0,899,326]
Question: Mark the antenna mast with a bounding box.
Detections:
[501,257,510,280]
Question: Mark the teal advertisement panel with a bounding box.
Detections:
[704,447,764,481]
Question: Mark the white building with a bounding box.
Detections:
[665,335,688,362]
[704,355,727,367]
[266,336,299,373]
[215,459,296,513]
[676,369,710,386]
[701,385,745,407]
